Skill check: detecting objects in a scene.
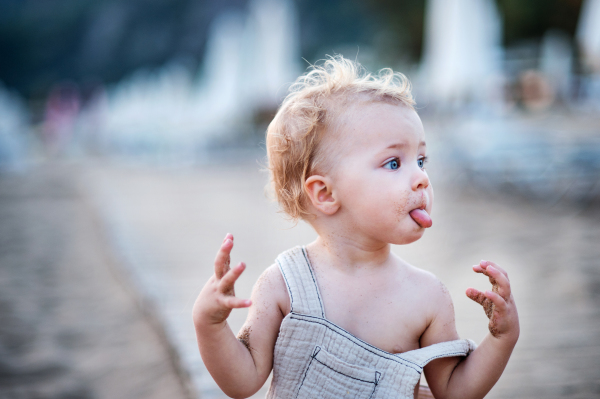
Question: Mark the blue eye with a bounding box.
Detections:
[418,157,428,169]
[384,158,400,170]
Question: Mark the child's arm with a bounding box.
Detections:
[192,234,285,399]
[422,261,519,399]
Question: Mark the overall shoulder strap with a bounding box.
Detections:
[276,246,325,317]
[398,339,477,368]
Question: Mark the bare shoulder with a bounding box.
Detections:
[399,261,455,325]
[402,264,459,346]
[252,263,290,317]
[403,261,451,300]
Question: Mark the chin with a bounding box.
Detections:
[391,228,425,245]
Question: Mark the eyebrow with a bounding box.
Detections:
[386,141,426,149]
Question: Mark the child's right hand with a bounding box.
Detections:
[192,234,252,327]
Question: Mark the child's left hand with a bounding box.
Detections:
[466,261,519,341]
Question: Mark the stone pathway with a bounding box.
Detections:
[0,165,192,399]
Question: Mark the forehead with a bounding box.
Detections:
[331,100,424,154]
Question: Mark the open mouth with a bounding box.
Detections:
[409,207,432,228]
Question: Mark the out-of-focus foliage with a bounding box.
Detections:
[363,0,425,64]
[498,0,584,45]
[0,0,245,99]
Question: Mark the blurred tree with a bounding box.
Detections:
[0,0,246,100]
[363,0,425,64]
[296,0,377,63]
[498,0,584,45]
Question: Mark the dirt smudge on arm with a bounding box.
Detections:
[237,326,252,352]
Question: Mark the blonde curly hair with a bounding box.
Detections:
[266,55,416,221]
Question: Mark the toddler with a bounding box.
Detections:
[192,56,519,399]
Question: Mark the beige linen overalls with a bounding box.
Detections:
[267,246,476,399]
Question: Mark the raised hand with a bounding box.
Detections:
[193,234,252,326]
[466,261,519,339]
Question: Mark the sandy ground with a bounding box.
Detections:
[76,148,600,399]
[0,166,192,399]
[2,139,599,399]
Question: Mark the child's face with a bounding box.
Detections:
[326,101,432,245]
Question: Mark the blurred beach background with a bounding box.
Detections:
[1,0,600,398]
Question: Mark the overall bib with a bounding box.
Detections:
[267,246,476,399]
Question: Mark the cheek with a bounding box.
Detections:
[394,191,411,222]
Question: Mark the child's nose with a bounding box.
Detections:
[411,167,430,191]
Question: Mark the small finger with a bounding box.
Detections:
[214,237,234,279]
[485,265,511,299]
[466,288,487,306]
[485,290,507,313]
[219,262,246,293]
[479,260,509,278]
[222,296,252,309]
[467,288,495,319]
[472,263,487,274]
[476,265,504,293]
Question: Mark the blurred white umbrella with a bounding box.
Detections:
[577,0,600,73]
[196,11,247,131]
[421,0,503,105]
[241,0,301,110]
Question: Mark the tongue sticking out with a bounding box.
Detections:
[409,209,432,228]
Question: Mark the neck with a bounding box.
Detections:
[306,230,392,273]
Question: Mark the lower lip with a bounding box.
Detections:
[409,208,432,228]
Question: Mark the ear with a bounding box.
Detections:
[304,175,340,215]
